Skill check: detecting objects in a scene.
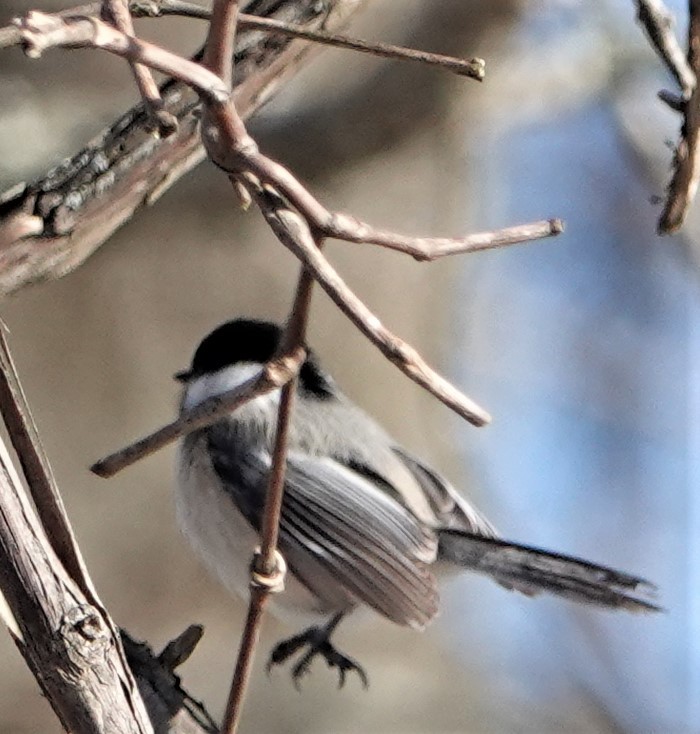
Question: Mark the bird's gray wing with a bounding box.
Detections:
[392,446,497,537]
[207,429,439,629]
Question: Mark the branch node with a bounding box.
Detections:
[250,548,287,593]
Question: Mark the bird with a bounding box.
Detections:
[174,318,659,688]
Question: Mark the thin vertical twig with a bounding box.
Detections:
[203,4,323,726]
[219,587,270,734]
[259,265,317,571]
[220,233,321,733]
[202,0,239,86]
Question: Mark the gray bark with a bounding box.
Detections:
[0,0,366,295]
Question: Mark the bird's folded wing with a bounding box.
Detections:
[208,432,440,628]
[392,446,497,537]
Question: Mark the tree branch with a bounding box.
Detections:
[635,0,695,96]
[2,0,485,80]
[15,12,230,102]
[221,233,321,734]
[658,0,700,233]
[100,0,178,136]
[0,334,153,733]
[91,348,305,477]
[250,183,493,426]
[0,0,366,295]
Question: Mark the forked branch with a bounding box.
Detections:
[6,2,568,733]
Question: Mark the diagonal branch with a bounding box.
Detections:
[250,182,492,427]
[91,348,304,477]
[322,216,564,260]
[101,0,178,136]
[15,12,229,102]
[658,0,700,233]
[634,0,695,96]
[0,0,366,296]
[1,0,485,80]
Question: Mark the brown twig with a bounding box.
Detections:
[199,125,565,259]
[250,182,493,427]
[237,13,486,80]
[145,0,484,81]
[91,348,304,477]
[659,0,700,233]
[221,256,320,734]
[635,0,696,96]
[202,0,239,86]
[219,585,272,734]
[14,12,229,103]
[324,216,563,260]
[260,266,318,573]
[2,0,485,81]
[101,0,178,136]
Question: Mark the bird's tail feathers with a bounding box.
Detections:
[438,530,661,613]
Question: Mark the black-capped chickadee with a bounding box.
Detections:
[174,318,659,687]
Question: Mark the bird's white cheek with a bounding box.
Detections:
[181,363,280,413]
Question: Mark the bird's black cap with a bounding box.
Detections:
[175,318,335,399]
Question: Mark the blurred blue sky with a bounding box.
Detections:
[445,2,699,731]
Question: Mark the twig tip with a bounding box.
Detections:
[89,460,111,478]
[549,218,565,235]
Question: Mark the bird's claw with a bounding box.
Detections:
[267,627,368,689]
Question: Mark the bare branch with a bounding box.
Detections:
[101,0,178,136]
[659,0,700,233]
[635,0,695,96]
[0,337,153,733]
[14,12,229,103]
[220,586,272,734]
[220,252,321,734]
[0,0,362,295]
[235,16,485,80]
[251,183,492,427]
[91,348,305,477]
[2,0,485,81]
[324,216,564,260]
[202,0,240,86]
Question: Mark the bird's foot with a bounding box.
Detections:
[266,623,368,689]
